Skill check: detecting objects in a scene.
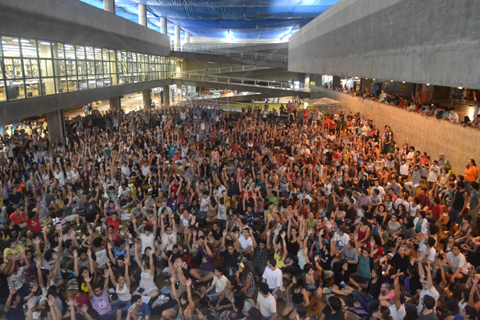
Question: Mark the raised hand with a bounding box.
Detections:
[81,305,88,314]
[73,250,78,258]
[186,278,192,287]
[281,231,287,239]
[27,297,36,310]
[87,249,92,257]
[31,284,39,293]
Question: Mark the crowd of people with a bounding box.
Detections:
[330,83,480,128]
[0,97,479,320]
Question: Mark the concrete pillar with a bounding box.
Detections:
[185,32,190,43]
[46,110,66,144]
[109,96,121,111]
[138,4,147,26]
[160,17,167,35]
[103,0,115,14]
[143,89,152,109]
[333,76,341,89]
[174,25,180,48]
[162,86,170,106]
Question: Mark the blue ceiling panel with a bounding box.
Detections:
[78,0,339,39]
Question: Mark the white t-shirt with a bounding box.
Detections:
[418,286,439,314]
[389,304,406,320]
[161,230,177,252]
[212,275,227,293]
[446,252,468,274]
[139,233,155,254]
[262,267,283,291]
[95,249,108,268]
[239,235,253,251]
[257,292,277,318]
[332,232,350,251]
[418,244,436,262]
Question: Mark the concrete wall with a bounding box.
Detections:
[312,87,478,174]
[289,0,480,89]
[0,0,170,57]
[172,52,288,69]
[0,80,170,124]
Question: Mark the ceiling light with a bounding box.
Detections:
[391,80,394,82]
[40,42,51,45]
[365,78,368,80]
[373,78,375,81]
[426,84,430,86]
[12,39,18,42]
[458,87,463,89]
[402,81,405,83]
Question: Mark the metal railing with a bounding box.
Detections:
[183,42,287,51]
[184,65,272,75]
[172,45,288,62]
[172,72,309,92]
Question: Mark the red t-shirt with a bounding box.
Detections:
[27,217,42,233]
[428,204,443,221]
[107,217,121,231]
[10,212,25,225]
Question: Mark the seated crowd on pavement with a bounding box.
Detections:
[0,97,479,320]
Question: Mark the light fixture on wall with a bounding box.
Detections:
[391,80,394,82]
[373,78,375,81]
[402,81,405,83]
[458,87,463,89]
[426,84,430,86]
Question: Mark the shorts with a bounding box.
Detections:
[194,269,213,278]
[291,301,305,308]
[65,214,78,223]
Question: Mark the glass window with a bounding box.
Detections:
[66,60,77,76]
[94,48,102,60]
[86,46,94,60]
[103,62,110,74]
[5,80,25,100]
[0,81,6,102]
[78,76,87,90]
[77,60,86,76]
[86,61,95,75]
[109,50,116,61]
[55,77,67,93]
[54,60,66,76]
[76,46,85,60]
[53,43,64,59]
[96,75,104,88]
[38,41,52,58]
[95,61,103,75]
[41,78,55,95]
[102,49,108,61]
[25,78,41,98]
[2,37,21,57]
[23,59,39,78]
[109,61,116,74]
[21,39,37,58]
[88,76,96,89]
[65,44,75,59]
[68,77,78,92]
[40,59,54,77]
[4,59,24,79]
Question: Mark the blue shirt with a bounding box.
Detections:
[134,304,151,320]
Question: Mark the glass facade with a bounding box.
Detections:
[0,35,174,103]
